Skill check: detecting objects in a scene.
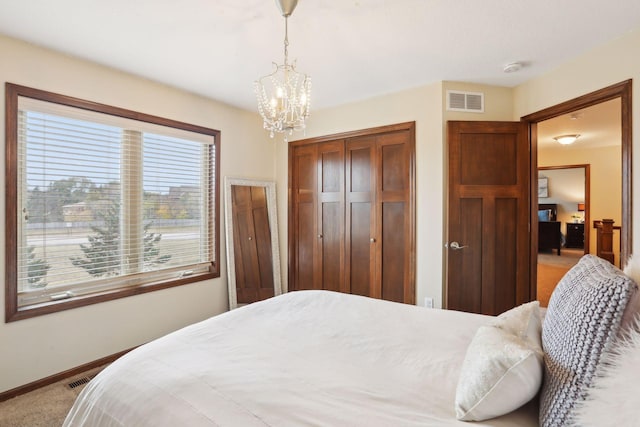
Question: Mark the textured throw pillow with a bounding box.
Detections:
[621,254,640,329]
[572,318,640,427]
[540,254,637,427]
[455,301,543,421]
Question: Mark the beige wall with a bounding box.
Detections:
[277,81,514,309]
[3,23,640,395]
[514,28,640,263]
[0,34,273,393]
[539,145,621,260]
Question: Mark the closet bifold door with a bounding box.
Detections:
[376,130,414,304]
[345,137,377,298]
[316,141,346,293]
[290,141,345,292]
[289,122,415,303]
[291,144,318,290]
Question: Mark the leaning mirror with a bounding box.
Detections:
[224,177,282,309]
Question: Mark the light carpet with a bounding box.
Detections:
[0,366,106,427]
[537,248,583,307]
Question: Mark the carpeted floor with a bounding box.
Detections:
[0,365,106,427]
[537,248,584,307]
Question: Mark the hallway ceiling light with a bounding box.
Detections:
[553,134,580,145]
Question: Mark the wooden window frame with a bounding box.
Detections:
[5,83,221,322]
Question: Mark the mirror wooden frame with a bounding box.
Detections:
[224,177,282,309]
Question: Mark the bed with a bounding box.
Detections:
[538,203,562,255]
[63,290,538,426]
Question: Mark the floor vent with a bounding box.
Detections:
[446,90,484,113]
[67,374,95,389]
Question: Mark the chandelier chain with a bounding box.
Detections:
[284,16,289,67]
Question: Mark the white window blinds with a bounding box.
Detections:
[16,96,216,307]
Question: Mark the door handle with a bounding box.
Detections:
[446,241,468,250]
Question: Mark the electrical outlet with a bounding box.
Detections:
[424,297,434,308]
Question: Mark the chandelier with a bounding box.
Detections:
[254,0,311,142]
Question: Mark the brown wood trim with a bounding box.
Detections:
[538,164,591,255]
[7,270,216,322]
[5,83,221,322]
[0,347,135,402]
[524,80,632,295]
[289,121,416,147]
[5,83,220,137]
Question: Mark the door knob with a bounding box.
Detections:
[370,238,376,243]
[446,241,468,250]
[318,234,323,239]
[248,236,253,240]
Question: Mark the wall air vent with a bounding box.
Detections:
[446,90,484,113]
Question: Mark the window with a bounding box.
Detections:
[5,83,220,321]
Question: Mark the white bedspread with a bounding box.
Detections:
[64,290,538,426]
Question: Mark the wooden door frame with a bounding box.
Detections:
[538,164,591,254]
[523,80,632,301]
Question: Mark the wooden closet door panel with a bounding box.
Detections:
[289,122,416,304]
[318,141,345,292]
[292,145,318,290]
[377,131,414,304]
[346,138,376,297]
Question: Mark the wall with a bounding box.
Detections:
[537,167,586,227]
[0,35,272,393]
[4,23,640,395]
[539,146,621,260]
[276,81,514,309]
[514,28,640,262]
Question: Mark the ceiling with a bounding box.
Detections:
[538,98,622,151]
[1,1,639,112]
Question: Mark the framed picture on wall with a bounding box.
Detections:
[538,177,549,198]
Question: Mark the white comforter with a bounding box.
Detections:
[64,291,538,426]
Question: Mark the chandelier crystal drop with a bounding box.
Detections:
[254,0,311,142]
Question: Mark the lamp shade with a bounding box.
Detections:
[553,134,580,145]
[578,202,585,212]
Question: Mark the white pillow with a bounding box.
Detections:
[572,318,640,427]
[454,301,543,421]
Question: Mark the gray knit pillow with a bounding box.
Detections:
[540,254,636,427]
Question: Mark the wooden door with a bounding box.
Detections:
[346,130,414,303]
[447,121,529,315]
[289,122,415,303]
[317,141,345,292]
[291,144,317,290]
[377,130,414,304]
[290,141,344,291]
[231,185,274,304]
[346,137,376,297]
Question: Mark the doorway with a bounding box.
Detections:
[523,80,632,302]
[536,164,591,307]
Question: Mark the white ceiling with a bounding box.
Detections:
[1,1,639,112]
[538,98,622,151]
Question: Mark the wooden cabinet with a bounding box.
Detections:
[565,222,585,249]
[289,123,415,304]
